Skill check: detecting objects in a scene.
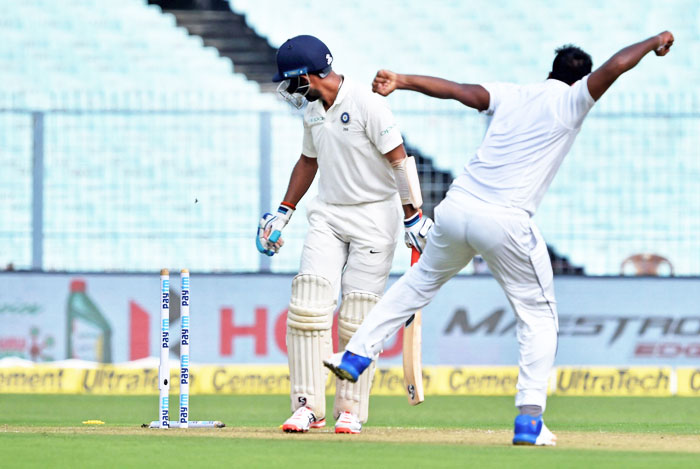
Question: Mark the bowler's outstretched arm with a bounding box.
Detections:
[587,31,674,101]
[373,69,490,111]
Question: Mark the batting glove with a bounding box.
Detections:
[256,203,295,256]
[404,212,433,254]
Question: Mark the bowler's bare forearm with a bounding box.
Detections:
[588,33,673,101]
[395,74,490,111]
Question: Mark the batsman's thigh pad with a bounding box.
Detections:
[340,197,401,296]
[299,198,349,296]
[287,274,336,418]
[334,291,380,423]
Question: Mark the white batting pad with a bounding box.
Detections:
[287,274,336,419]
[334,291,380,423]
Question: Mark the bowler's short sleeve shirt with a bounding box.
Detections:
[452,76,595,215]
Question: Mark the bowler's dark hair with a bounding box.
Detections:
[550,45,592,85]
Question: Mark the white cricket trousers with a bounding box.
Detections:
[299,195,402,296]
[347,189,559,411]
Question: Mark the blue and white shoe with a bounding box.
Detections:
[323,351,372,383]
[513,415,557,446]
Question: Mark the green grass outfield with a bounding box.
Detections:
[2,394,699,468]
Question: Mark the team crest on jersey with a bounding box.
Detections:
[340,112,350,124]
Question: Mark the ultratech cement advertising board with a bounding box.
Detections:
[0,273,698,366]
[3,362,699,397]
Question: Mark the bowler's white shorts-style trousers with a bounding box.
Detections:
[347,189,559,411]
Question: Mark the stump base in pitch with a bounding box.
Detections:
[146,420,225,428]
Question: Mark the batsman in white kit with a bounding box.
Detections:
[325,32,675,444]
[256,35,433,434]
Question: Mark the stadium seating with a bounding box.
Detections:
[0,0,271,96]
[0,0,307,273]
[230,0,699,89]
[230,0,700,275]
[0,0,698,275]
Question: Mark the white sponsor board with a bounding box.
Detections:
[0,273,698,365]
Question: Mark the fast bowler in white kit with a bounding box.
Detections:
[325,31,675,444]
[256,35,432,434]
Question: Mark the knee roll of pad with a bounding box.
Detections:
[335,291,380,424]
[337,291,380,342]
[288,274,335,330]
[287,275,336,418]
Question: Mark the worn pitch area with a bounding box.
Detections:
[3,425,699,453]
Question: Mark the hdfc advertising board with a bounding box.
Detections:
[0,273,698,366]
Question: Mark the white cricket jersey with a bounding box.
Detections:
[452,75,596,215]
[302,78,403,205]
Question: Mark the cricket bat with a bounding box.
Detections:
[402,247,424,405]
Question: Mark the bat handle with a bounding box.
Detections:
[410,247,420,266]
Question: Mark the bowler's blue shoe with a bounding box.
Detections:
[323,351,372,383]
[513,414,541,445]
[513,414,557,446]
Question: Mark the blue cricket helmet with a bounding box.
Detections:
[272,35,333,82]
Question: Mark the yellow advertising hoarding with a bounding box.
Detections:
[0,367,82,394]
[555,367,673,396]
[676,368,700,396]
[2,365,694,397]
[0,365,520,396]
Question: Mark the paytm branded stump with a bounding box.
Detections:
[146,269,224,429]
